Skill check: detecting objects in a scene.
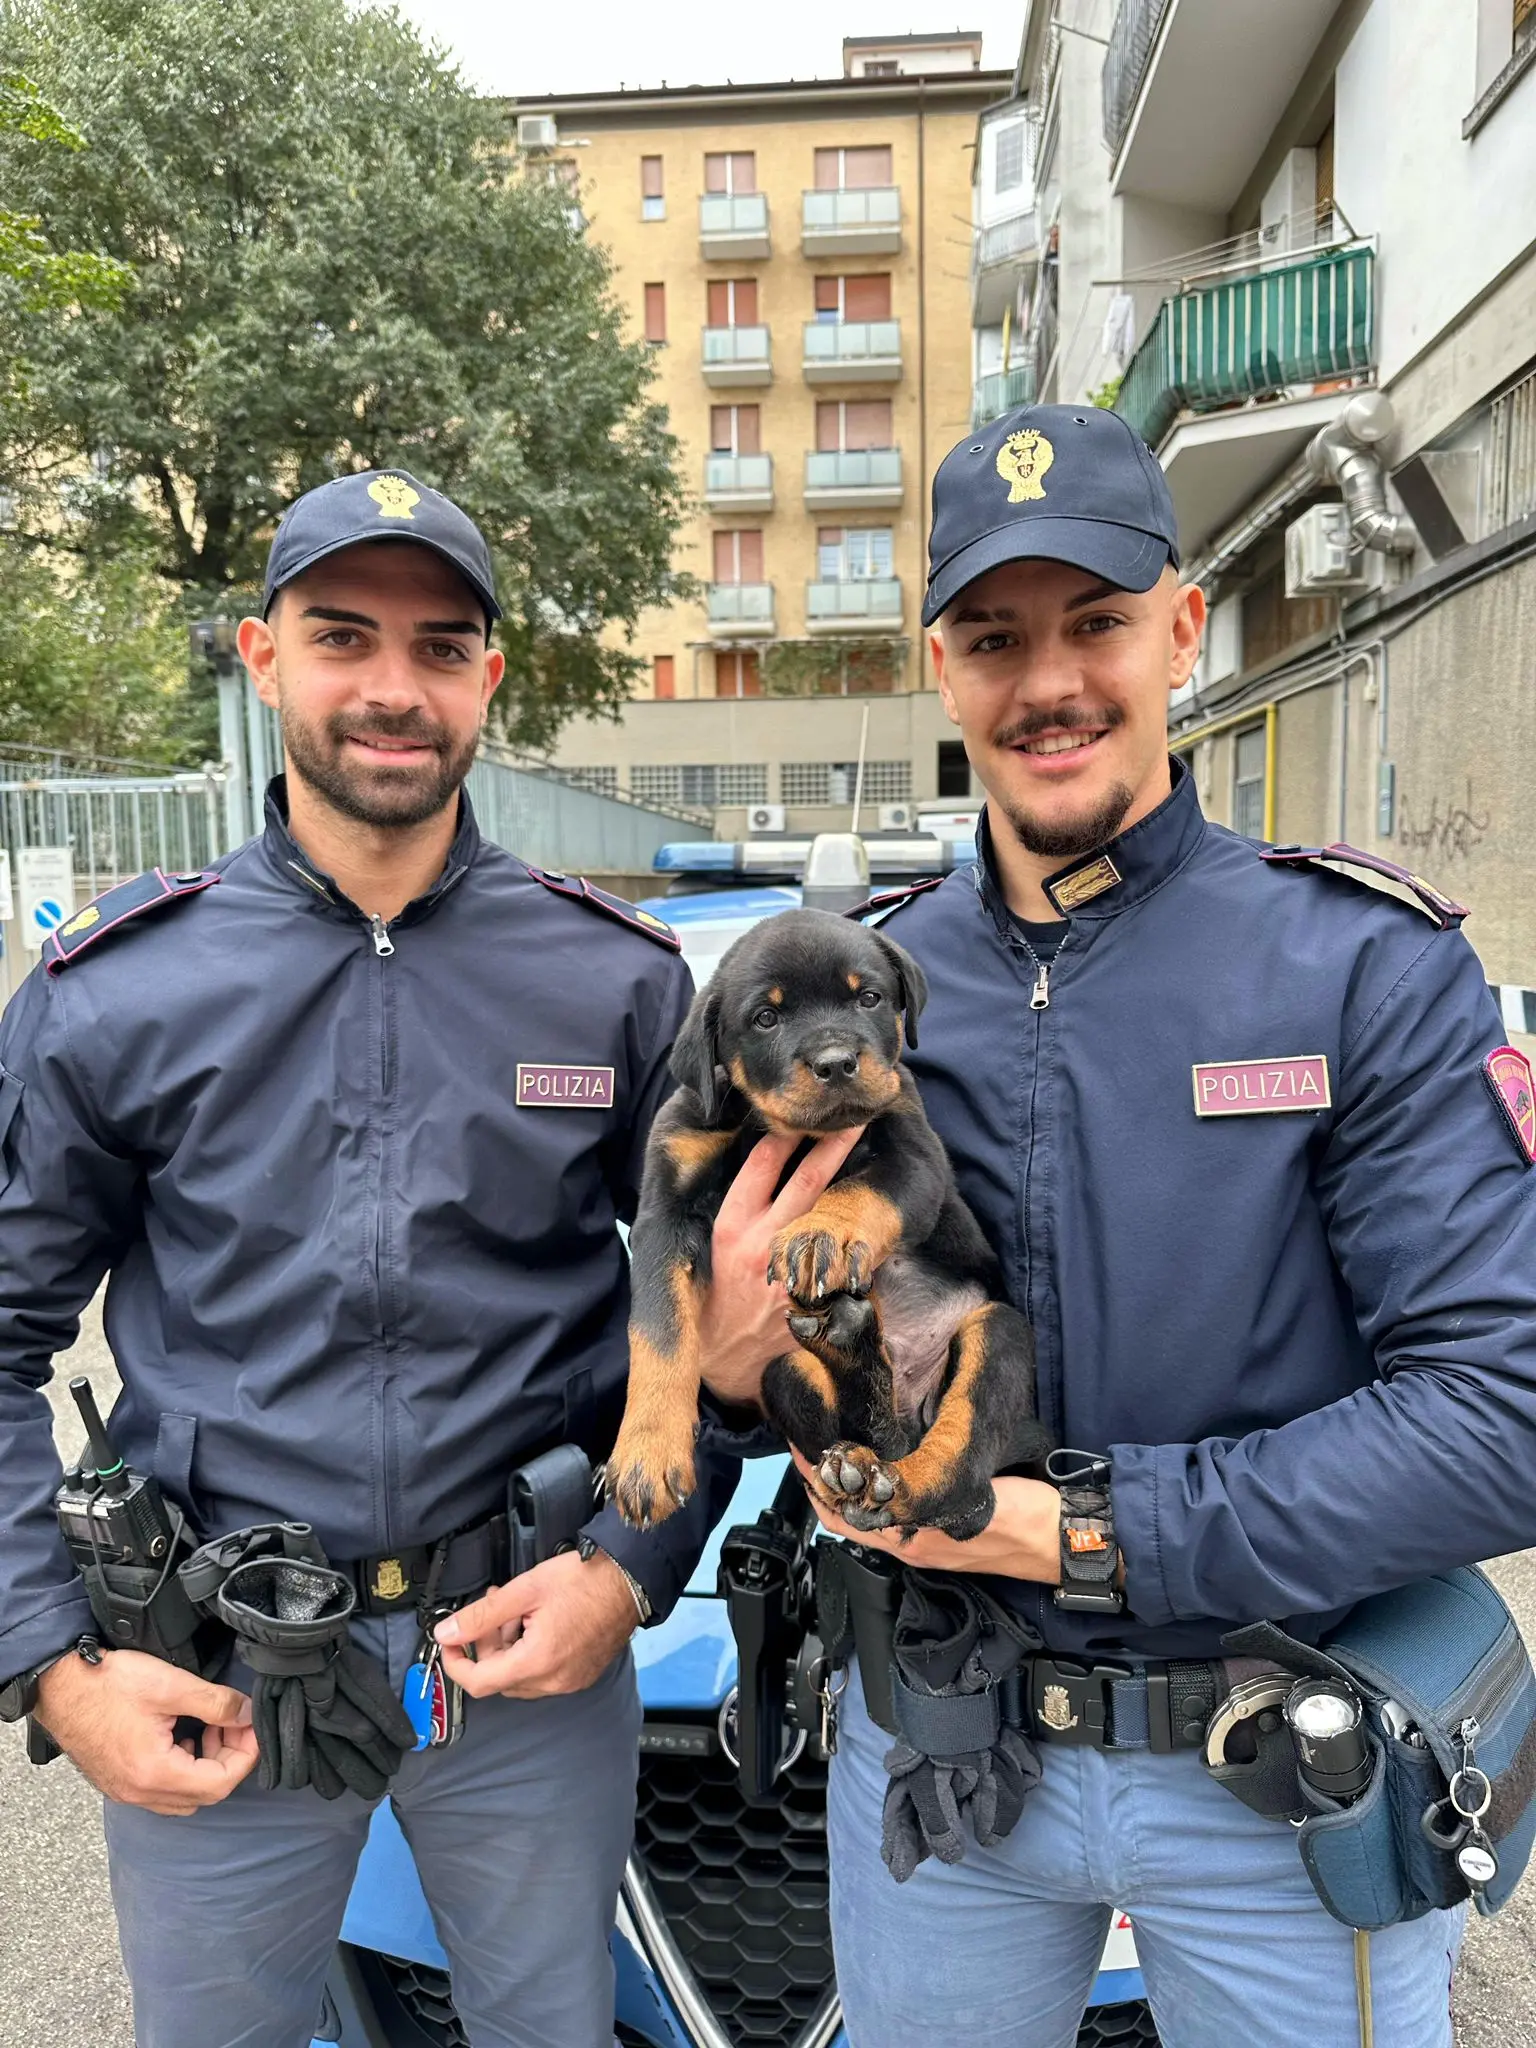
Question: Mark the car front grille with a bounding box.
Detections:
[632,1722,834,2048]
[1077,2000,1162,2045]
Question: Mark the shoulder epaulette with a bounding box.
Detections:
[44,867,221,976]
[848,874,947,926]
[1260,843,1467,930]
[522,865,680,951]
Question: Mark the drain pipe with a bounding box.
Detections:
[1307,391,1417,556]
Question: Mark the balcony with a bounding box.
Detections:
[699,192,770,262]
[801,187,902,258]
[1104,0,1341,207]
[1115,241,1376,556]
[802,320,902,385]
[971,207,1038,326]
[803,448,904,510]
[970,364,1035,430]
[704,453,774,512]
[707,583,775,638]
[805,578,903,634]
[701,325,772,388]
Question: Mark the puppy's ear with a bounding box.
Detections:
[670,984,726,1120]
[875,933,929,1050]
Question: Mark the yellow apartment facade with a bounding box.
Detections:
[504,46,1010,837]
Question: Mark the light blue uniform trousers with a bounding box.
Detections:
[828,1662,1465,2048]
[102,1612,640,2048]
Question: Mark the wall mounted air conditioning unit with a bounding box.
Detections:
[517,114,560,150]
[877,802,917,831]
[1284,503,1367,597]
[747,803,787,834]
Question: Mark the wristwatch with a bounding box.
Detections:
[1048,1453,1125,1615]
[0,1637,97,1723]
[576,1535,653,1624]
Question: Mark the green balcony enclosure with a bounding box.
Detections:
[971,364,1036,430]
[1115,243,1375,452]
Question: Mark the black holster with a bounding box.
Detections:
[815,1538,904,1735]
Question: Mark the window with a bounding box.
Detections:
[706,278,759,327]
[862,60,899,77]
[714,650,762,698]
[704,151,757,195]
[631,763,768,807]
[814,273,892,322]
[815,399,892,450]
[653,655,675,700]
[780,760,911,806]
[1233,726,1267,840]
[641,155,665,221]
[814,145,894,190]
[710,404,761,455]
[643,283,667,343]
[713,529,764,583]
[562,766,618,797]
[995,124,1025,194]
[937,741,972,798]
[818,526,893,580]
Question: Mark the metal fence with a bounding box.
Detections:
[1102,0,1173,157]
[1488,362,1536,534]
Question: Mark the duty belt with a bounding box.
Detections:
[346,1514,511,1617]
[887,1653,1226,1757]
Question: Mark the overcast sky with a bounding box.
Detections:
[386,1,1025,96]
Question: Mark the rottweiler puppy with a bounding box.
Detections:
[607,908,1052,1538]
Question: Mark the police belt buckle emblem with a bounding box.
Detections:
[1040,1683,1079,1733]
[372,1558,408,1602]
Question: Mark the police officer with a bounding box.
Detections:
[697,405,1536,2045]
[0,470,843,2048]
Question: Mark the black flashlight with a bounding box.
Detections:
[1284,1679,1373,1804]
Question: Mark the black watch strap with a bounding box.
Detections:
[0,1636,100,1724]
[1048,1452,1124,1615]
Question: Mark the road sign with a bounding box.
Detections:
[0,850,12,923]
[17,847,75,952]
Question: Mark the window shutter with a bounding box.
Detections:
[736,405,761,455]
[704,153,728,194]
[653,655,675,700]
[734,278,758,325]
[815,402,842,453]
[643,283,666,343]
[844,273,891,320]
[738,530,765,582]
[641,155,664,198]
[706,279,730,327]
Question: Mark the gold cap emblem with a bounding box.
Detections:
[371,1557,408,1601]
[59,905,101,939]
[997,428,1054,504]
[367,476,420,521]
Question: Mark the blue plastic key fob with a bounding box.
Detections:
[402,1660,436,1752]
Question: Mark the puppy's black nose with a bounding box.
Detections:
[811,1044,859,1084]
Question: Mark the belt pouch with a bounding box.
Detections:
[835,1543,904,1736]
[1297,1732,1413,1931]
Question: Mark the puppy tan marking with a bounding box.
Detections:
[607,1264,704,1528]
[768,1183,904,1303]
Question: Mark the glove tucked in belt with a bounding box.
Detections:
[179,1523,416,1801]
[880,1569,1045,1884]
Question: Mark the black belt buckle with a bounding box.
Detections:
[355,1546,430,1614]
[1030,1658,1129,1747]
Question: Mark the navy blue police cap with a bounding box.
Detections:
[263,469,501,626]
[922,402,1179,627]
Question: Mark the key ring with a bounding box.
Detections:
[1449,1766,1492,1821]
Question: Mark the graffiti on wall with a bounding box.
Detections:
[1397,781,1490,865]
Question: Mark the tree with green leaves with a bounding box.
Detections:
[0,0,689,750]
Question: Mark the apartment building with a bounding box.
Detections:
[993,0,1536,1008]
[506,40,1009,837]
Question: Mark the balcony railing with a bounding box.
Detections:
[970,364,1035,429]
[707,582,775,633]
[802,319,902,382]
[806,578,903,630]
[1114,242,1376,452]
[804,449,903,505]
[801,186,902,254]
[703,453,774,508]
[699,192,771,259]
[1103,0,1174,157]
[973,209,1037,273]
[701,324,772,385]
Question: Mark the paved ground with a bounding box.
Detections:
[3,1304,1535,2045]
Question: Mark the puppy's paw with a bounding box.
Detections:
[605,1417,697,1530]
[816,1441,905,1531]
[768,1224,874,1306]
[787,1291,876,1362]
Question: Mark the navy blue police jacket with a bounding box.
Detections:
[875,759,1536,1661]
[0,780,739,1682]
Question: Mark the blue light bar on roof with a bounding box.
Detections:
[652,837,977,879]
[652,842,740,873]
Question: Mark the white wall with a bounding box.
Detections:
[1335,0,1536,388]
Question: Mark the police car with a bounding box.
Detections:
[314,820,1158,2048]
